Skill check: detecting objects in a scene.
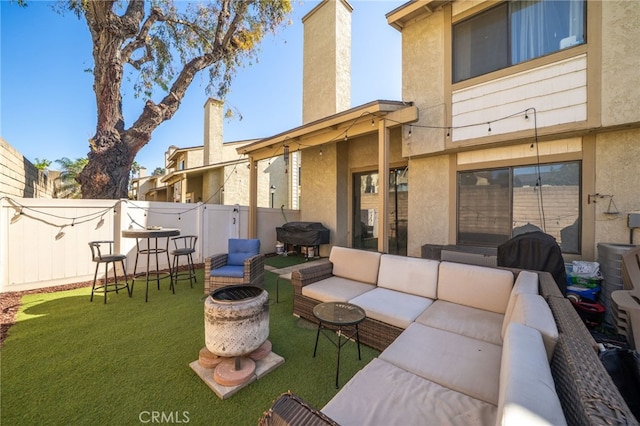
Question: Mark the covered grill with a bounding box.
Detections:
[276,222,330,247]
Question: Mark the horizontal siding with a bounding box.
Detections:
[452,55,588,142]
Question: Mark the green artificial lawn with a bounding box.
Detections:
[1,256,379,425]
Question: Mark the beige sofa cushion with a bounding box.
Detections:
[377,254,439,299]
[301,276,375,303]
[438,262,514,314]
[501,270,539,339]
[380,322,502,405]
[509,294,559,361]
[415,300,505,346]
[497,323,566,426]
[322,358,497,426]
[330,246,381,284]
[349,288,434,329]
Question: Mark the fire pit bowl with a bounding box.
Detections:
[204,285,269,358]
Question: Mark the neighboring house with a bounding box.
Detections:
[239,0,640,261]
[129,168,169,201]
[137,99,296,208]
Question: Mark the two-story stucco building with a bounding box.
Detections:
[240,0,640,262]
[134,98,294,209]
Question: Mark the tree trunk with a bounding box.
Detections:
[77,132,139,199]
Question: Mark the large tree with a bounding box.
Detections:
[54,0,292,199]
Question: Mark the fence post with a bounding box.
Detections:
[114,199,127,255]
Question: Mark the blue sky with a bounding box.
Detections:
[1,1,403,172]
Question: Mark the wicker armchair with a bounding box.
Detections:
[204,239,264,294]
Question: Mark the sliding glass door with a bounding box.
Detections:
[353,168,408,255]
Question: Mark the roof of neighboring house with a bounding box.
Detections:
[237,100,417,161]
[160,157,248,184]
[166,146,203,161]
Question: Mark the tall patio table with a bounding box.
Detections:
[122,227,180,302]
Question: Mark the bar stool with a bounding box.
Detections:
[89,241,131,304]
[171,235,197,290]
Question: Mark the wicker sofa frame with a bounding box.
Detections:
[203,252,264,294]
[286,261,638,425]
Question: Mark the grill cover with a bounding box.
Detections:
[497,231,567,296]
[276,222,330,246]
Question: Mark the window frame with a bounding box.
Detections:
[452,0,587,83]
[456,160,582,254]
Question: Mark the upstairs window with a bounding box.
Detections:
[453,0,586,83]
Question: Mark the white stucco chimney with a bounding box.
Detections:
[203,98,224,166]
[302,0,352,124]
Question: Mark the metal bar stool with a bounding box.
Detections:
[171,235,198,290]
[89,241,131,304]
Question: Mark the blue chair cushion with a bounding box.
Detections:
[227,239,260,266]
[210,265,244,278]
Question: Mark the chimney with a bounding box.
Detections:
[302,0,352,124]
[203,98,224,166]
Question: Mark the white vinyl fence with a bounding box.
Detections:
[0,197,299,292]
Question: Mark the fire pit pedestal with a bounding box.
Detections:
[190,285,285,399]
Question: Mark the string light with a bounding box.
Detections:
[10,208,23,224]
[55,226,66,240]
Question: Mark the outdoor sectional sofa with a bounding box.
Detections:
[261,246,638,425]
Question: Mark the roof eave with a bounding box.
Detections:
[237,100,415,158]
[386,0,452,31]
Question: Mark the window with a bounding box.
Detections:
[453,0,585,83]
[457,161,581,253]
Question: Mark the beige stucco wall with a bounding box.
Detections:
[401,8,447,156]
[594,128,640,246]
[407,154,451,257]
[302,0,352,124]
[600,1,640,126]
[300,143,339,255]
[203,99,223,166]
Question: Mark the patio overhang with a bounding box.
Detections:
[237,100,418,161]
[238,100,419,247]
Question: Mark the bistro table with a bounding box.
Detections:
[122,227,180,302]
[312,301,366,388]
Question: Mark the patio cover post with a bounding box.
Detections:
[378,120,390,253]
[248,156,258,238]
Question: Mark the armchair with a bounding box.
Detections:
[204,239,264,294]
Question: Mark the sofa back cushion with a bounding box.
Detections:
[509,294,558,361]
[501,270,540,338]
[377,254,439,299]
[330,246,382,285]
[497,323,566,426]
[438,262,514,314]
